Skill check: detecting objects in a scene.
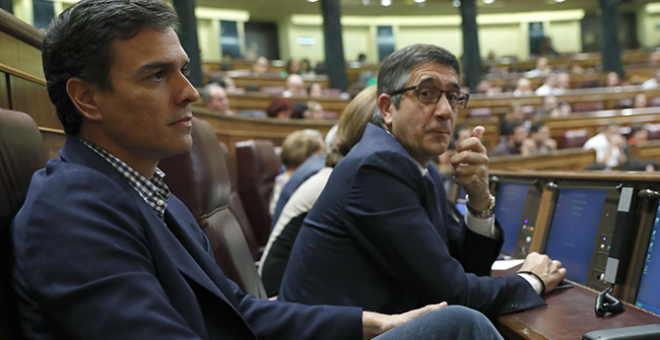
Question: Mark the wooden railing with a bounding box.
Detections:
[489,148,596,171]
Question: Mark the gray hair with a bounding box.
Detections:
[202,83,223,103]
[377,44,461,109]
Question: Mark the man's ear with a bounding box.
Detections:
[66,78,103,122]
[378,93,394,127]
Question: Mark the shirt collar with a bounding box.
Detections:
[77,137,170,221]
[385,129,428,176]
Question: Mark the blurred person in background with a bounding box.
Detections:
[499,104,524,136]
[492,122,527,156]
[252,56,269,76]
[267,98,295,119]
[281,58,302,78]
[584,124,627,169]
[283,74,307,97]
[202,83,235,115]
[513,78,534,96]
[308,82,323,97]
[606,71,621,87]
[555,72,570,94]
[634,93,648,109]
[535,73,560,96]
[269,130,326,216]
[305,101,325,121]
[521,122,557,156]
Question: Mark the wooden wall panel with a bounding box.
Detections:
[10,76,61,130]
[40,128,67,160]
[0,71,8,109]
[0,31,45,80]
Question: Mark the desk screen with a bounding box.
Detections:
[544,188,608,285]
[495,182,530,256]
[455,201,467,216]
[635,204,660,315]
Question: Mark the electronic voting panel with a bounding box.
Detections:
[493,180,543,259]
[543,184,622,291]
[635,202,660,315]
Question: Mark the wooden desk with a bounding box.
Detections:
[492,50,652,72]
[223,92,350,114]
[465,86,660,112]
[628,139,660,161]
[538,107,660,144]
[495,283,660,340]
[486,66,657,91]
[489,148,596,171]
[205,71,330,89]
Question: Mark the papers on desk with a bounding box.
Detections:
[491,259,525,271]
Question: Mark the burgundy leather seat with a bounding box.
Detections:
[646,124,660,140]
[235,140,281,247]
[467,107,492,119]
[219,142,261,261]
[0,108,48,340]
[159,118,266,298]
[572,101,604,113]
[559,129,589,149]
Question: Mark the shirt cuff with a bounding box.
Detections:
[464,211,496,238]
[518,273,542,295]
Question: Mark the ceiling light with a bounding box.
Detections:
[452,0,461,7]
[554,0,565,2]
[381,0,391,6]
[307,0,318,2]
[483,0,495,3]
[414,0,426,3]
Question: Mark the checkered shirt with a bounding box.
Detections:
[78,138,170,221]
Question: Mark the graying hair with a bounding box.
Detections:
[377,44,461,109]
[202,83,223,104]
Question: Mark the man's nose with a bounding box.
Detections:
[433,93,454,118]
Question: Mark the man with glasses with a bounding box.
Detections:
[279,44,566,318]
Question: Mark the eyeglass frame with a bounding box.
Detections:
[387,81,470,110]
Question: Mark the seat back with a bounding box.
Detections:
[646,124,660,140]
[219,142,260,261]
[159,118,266,298]
[235,140,281,246]
[559,129,589,149]
[0,108,48,340]
[572,101,604,113]
[467,107,492,119]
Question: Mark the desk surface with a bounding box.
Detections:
[492,266,660,340]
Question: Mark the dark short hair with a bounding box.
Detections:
[530,122,547,134]
[507,122,524,136]
[377,44,461,108]
[42,0,179,135]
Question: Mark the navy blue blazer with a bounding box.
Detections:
[11,137,362,340]
[279,124,545,317]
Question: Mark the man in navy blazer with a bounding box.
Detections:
[10,1,504,339]
[279,44,567,317]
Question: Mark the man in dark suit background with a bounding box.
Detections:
[279,44,567,317]
[10,1,504,339]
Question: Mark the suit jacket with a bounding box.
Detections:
[11,137,362,340]
[271,154,325,229]
[279,124,545,317]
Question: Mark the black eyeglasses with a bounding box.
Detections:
[389,83,469,110]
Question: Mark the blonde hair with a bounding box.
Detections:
[333,85,379,159]
[280,130,324,169]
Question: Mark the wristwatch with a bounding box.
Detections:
[465,194,496,218]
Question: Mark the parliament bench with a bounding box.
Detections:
[489,148,596,171]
